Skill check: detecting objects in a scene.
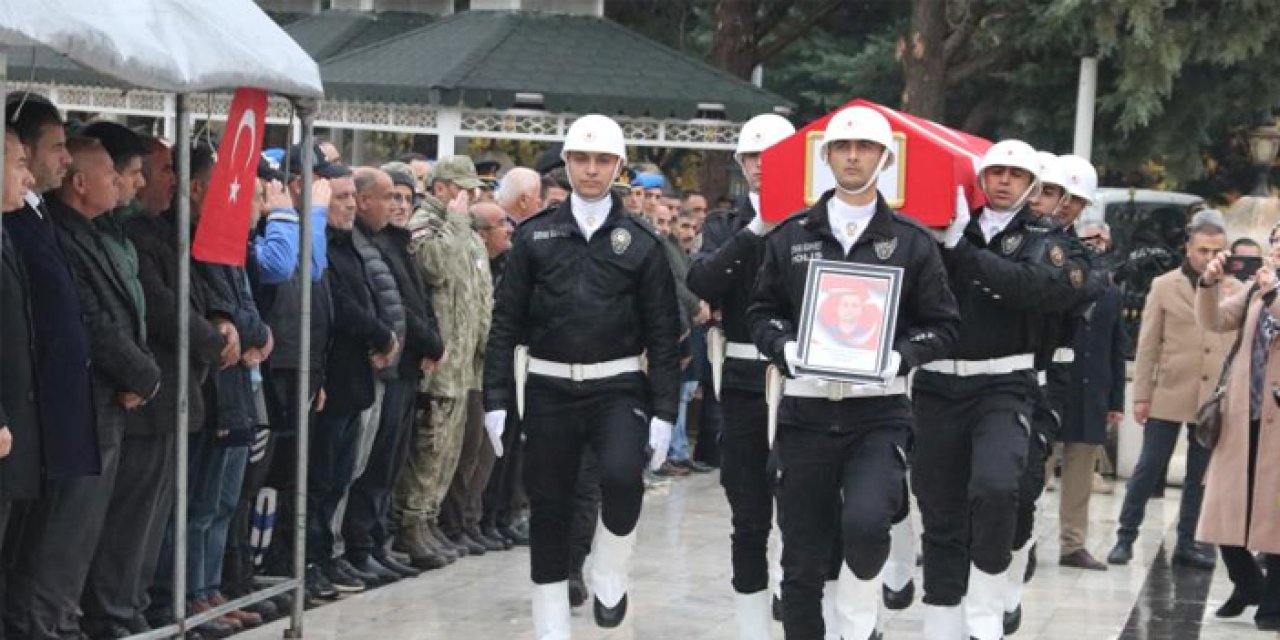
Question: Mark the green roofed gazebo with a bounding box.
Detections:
[5,8,792,154]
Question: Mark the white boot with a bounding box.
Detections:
[734,590,774,640]
[964,564,1007,640]
[585,524,636,608]
[883,516,916,592]
[532,582,572,640]
[821,579,840,640]
[1004,543,1030,614]
[922,603,965,640]
[769,519,784,602]
[835,563,882,640]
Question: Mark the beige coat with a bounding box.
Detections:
[1132,269,1235,422]
[1195,280,1280,553]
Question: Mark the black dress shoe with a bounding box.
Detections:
[1256,615,1280,631]
[306,563,339,599]
[336,557,385,587]
[593,593,628,628]
[1004,603,1022,635]
[1059,549,1108,571]
[1107,541,1133,565]
[1024,543,1037,583]
[684,460,715,474]
[1216,587,1261,617]
[352,556,402,585]
[374,551,422,578]
[452,531,488,555]
[568,571,588,608]
[882,580,914,610]
[499,523,529,546]
[483,524,515,549]
[321,559,366,593]
[467,526,506,552]
[772,593,783,622]
[1172,546,1215,570]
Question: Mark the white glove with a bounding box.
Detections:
[782,341,801,376]
[647,417,673,471]
[878,350,902,385]
[747,215,773,236]
[943,186,971,249]
[484,410,506,458]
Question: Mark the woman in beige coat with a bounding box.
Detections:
[1196,232,1280,631]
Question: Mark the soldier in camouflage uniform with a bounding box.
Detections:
[392,156,494,568]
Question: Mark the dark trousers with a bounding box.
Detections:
[718,388,774,595]
[82,433,175,631]
[344,378,419,562]
[482,409,525,529]
[441,391,496,537]
[775,418,909,640]
[1116,418,1208,548]
[1013,389,1056,551]
[307,409,362,563]
[5,425,123,640]
[912,371,1032,606]
[693,379,722,466]
[568,451,600,574]
[523,379,647,585]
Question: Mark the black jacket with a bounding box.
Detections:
[748,191,960,431]
[688,197,769,394]
[48,196,161,447]
[484,195,682,423]
[3,201,98,479]
[324,226,394,415]
[374,224,444,380]
[353,220,405,381]
[126,212,225,436]
[1061,272,1128,444]
[199,260,269,442]
[253,243,334,384]
[0,224,42,500]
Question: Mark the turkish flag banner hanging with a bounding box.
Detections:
[193,87,267,266]
[760,98,992,227]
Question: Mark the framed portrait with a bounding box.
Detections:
[794,259,903,384]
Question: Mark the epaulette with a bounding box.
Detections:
[517,203,560,228]
[888,210,935,239]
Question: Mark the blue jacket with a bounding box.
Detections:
[253,206,327,285]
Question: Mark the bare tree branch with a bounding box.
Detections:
[754,0,796,43]
[755,0,845,65]
[947,47,1012,86]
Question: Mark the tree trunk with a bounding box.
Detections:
[899,0,949,119]
[704,0,759,201]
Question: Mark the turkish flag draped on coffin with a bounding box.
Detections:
[759,98,992,227]
[192,87,268,266]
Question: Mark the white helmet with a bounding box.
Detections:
[735,113,795,160]
[561,114,627,165]
[978,139,1041,177]
[819,106,896,167]
[1036,151,1069,189]
[1057,154,1098,204]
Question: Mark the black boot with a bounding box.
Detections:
[1004,603,1022,635]
[1216,587,1261,618]
[568,571,588,608]
[593,593,628,628]
[882,580,915,610]
[1107,540,1133,565]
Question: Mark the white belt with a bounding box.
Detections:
[1051,347,1075,364]
[921,353,1036,377]
[783,376,907,401]
[725,341,768,361]
[527,356,643,382]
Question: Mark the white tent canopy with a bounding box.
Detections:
[0,0,323,97]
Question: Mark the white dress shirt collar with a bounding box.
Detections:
[979,207,1017,243]
[571,193,612,241]
[827,197,876,255]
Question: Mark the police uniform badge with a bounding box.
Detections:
[1048,244,1065,267]
[1001,233,1023,256]
[611,228,632,255]
[874,237,898,261]
[1069,266,1084,288]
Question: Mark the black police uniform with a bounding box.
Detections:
[748,191,960,639]
[483,194,681,587]
[686,196,775,597]
[911,206,1086,609]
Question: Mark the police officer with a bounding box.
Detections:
[687,112,794,639]
[483,114,680,640]
[748,106,960,640]
[912,139,1087,640]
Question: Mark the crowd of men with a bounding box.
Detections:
[0,84,1274,640]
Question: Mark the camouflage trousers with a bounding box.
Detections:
[393,393,469,526]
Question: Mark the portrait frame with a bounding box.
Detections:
[794,259,903,384]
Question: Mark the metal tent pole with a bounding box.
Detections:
[1,49,8,283]
[173,92,192,636]
[285,98,317,639]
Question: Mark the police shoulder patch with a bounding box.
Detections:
[874,237,898,260]
[1001,232,1024,255]
[611,228,632,255]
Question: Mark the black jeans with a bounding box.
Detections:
[775,416,909,640]
[1115,418,1208,549]
[912,371,1033,607]
[522,379,647,585]
[307,410,362,563]
[718,388,774,595]
[344,378,418,562]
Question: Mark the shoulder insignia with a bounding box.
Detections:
[611,228,632,255]
[874,237,898,260]
[1069,266,1084,289]
[410,226,436,242]
[1001,232,1024,256]
[1049,244,1065,267]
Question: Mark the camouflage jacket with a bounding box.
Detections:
[408,197,493,397]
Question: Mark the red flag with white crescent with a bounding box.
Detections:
[193,88,267,266]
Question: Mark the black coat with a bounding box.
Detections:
[1061,277,1129,444]
[324,226,393,415]
[3,202,98,479]
[0,223,43,500]
[199,260,269,442]
[126,212,225,435]
[374,224,444,380]
[48,196,161,450]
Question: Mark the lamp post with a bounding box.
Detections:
[1248,123,1280,196]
